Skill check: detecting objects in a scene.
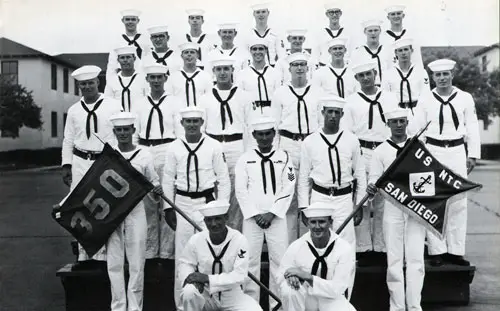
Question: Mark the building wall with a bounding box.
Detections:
[0,58,80,152]
[479,116,500,145]
[478,48,499,73]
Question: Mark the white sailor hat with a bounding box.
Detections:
[109,111,136,126]
[248,37,269,48]
[326,37,348,48]
[351,60,377,74]
[179,42,200,52]
[428,59,456,72]
[251,117,276,131]
[143,64,169,75]
[217,22,238,30]
[120,9,141,17]
[385,4,406,14]
[393,38,413,50]
[199,200,230,217]
[361,19,383,29]
[384,108,408,120]
[303,202,334,218]
[324,1,343,11]
[179,106,205,119]
[250,2,270,10]
[211,57,236,67]
[286,29,308,37]
[147,26,169,35]
[320,95,346,109]
[186,9,205,16]
[114,46,137,56]
[71,65,101,81]
[286,52,310,64]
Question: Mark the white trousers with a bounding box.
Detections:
[280,282,356,311]
[71,155,107,261]
[279,136,302,244]
[383,203,426,311]
[310,191,356,299]
[106,203,147,311]
[144,143,175,259]
[426,144,468,256]
[355,148,385,252]
[243,217,288,308]
[220,140,245,231]
[174,195,208,309]
[181,284,262,311]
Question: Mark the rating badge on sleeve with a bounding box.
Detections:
[288,167,295,181]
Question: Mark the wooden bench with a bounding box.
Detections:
[57,259,475,311]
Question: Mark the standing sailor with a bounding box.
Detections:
[162,106,231,307]
[62,65,122,261]
[312,38,357,98]
[409,59,480,267]
[142,25,182,75]
[107,9,149,82]
[132,64,181,259]
[235,117,295,308]
[273,52,323,243]
[246,2,285,67]
[382,38,430,120]
[276,29,315,84]
[181,9,215,69]
[167,42,213,107]
[104,46,147,112]
[367,108,427,311]
[342,60,398,265]
[178,200,262,311]
[199,57,252,231]
[107,111,164,311]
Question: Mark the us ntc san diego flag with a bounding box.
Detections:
[52,143,154,258]
[375,137,482,239]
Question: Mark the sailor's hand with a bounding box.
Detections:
[366,183,378,197]
[62,165,72,187]
[467,157,477,174]
[285,275,302,290]
[257,212,275,229]
[150,185,164,201]
[164,209,177,230]
[354,207,364,226]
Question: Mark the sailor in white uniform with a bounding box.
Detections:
[178,200,262,311]
[408,59,480,267]
[167,42,213,107]
[107,9,149,82]
[275,29,315,85]
[179,8,215,69]
[235,117,295,309]
[142,25,182,75]
[104,46,147,112]
[312,38,357,98]
[161,106,231,307]
[62,65,122,262]
[278,202,356,311]
[367,108,427,311]
[106,111,164,311]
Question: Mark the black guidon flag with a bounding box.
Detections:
[52,143,154,258]
[375,137,482,239]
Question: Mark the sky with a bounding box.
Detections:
[0,0,498,55]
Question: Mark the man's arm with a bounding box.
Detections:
[297,142,312,209]
[234,154,260,219]
[61,109,75,167]
[352,139,367,204]
[161,146,177,205]
[213,143,231,202]
[178,237,199,287]
[464,93,481,161]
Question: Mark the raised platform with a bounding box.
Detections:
[56,259,475,311]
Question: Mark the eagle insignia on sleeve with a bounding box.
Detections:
[288,167,295,181]
[238,249,246,258]
[424,78,429,84]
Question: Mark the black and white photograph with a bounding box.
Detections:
[0,0,499,310]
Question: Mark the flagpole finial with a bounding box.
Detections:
[415,121,432,139]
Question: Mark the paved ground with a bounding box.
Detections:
[0,165,499,311]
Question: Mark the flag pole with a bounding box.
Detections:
[334,121,431,236]
[160,194,283,311]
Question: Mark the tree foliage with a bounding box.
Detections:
[422,48,500,126]
[0,78,43,138]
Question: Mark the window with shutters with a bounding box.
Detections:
[51,111,58,137]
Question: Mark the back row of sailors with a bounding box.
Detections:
[104,2,424,98]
